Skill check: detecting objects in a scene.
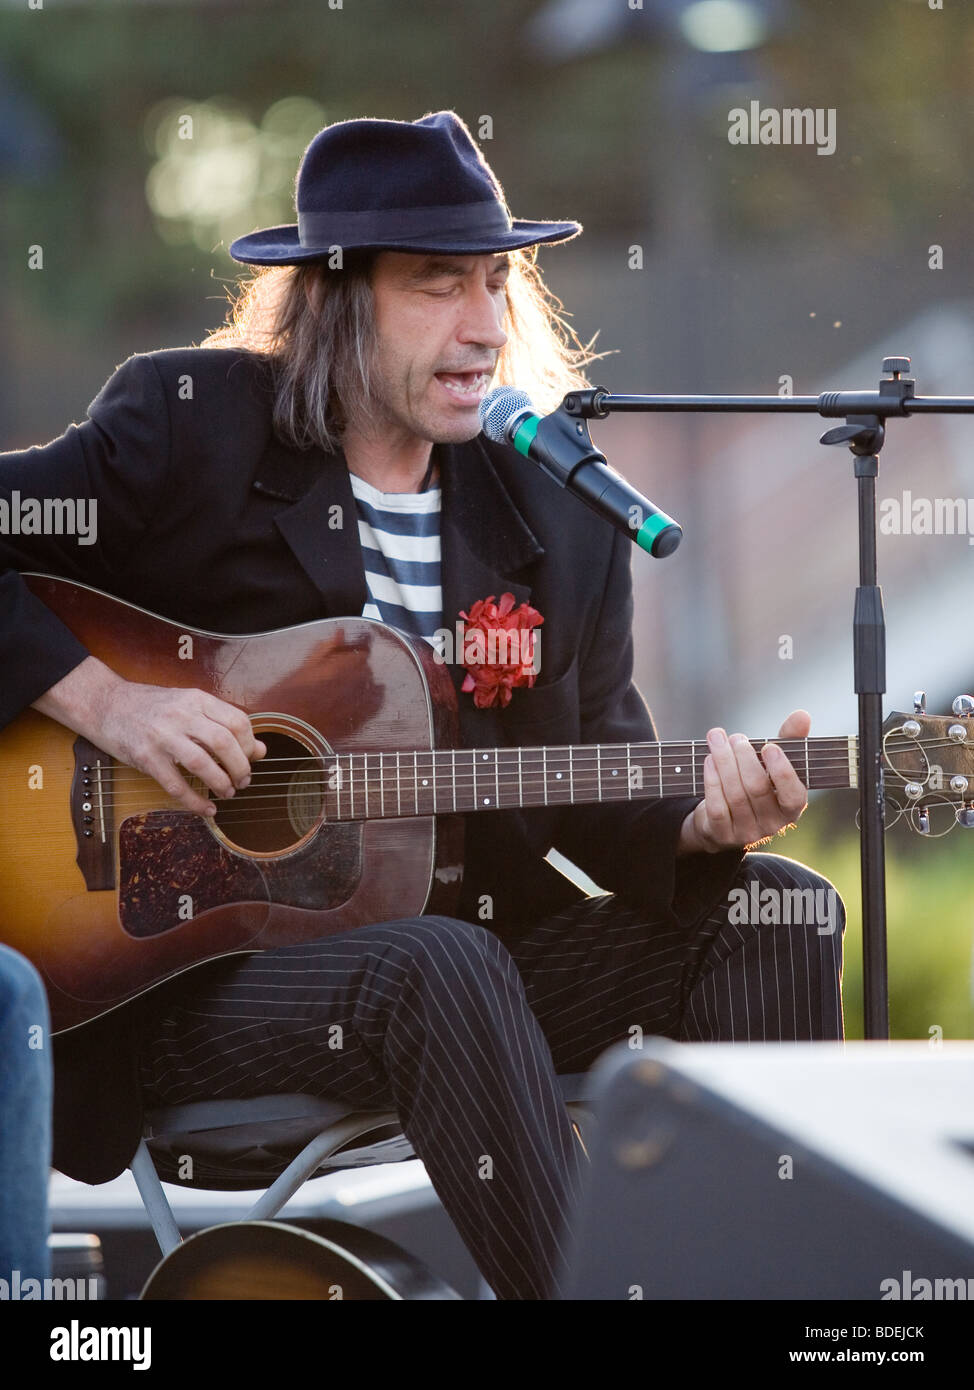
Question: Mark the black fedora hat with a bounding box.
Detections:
[228,109,581,264]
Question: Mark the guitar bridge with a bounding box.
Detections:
[72,737,115,890]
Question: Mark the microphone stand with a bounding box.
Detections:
[558,356,974,1041]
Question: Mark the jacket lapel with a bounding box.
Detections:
[253,429,546,701]
[256,432,370,619]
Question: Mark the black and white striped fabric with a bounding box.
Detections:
[349,472,442,643]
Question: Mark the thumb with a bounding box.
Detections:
[776,708,811,740]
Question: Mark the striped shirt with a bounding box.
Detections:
[349,471,442,645]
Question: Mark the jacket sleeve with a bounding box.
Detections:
[0,353,172,727]
[551,527,745,927]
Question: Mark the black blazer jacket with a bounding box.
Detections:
[0,348,744,1182]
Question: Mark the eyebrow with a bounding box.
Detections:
[403,255,510,284]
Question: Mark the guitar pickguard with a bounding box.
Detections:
[118,813,362,939]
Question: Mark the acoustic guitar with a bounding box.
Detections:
[4,574,971,1034]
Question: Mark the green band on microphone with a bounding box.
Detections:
[512,416,539,457]
[636,512,674,554]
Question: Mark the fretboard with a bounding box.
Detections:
[320,736,858,821]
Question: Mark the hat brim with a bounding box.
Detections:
[228,219,581,265]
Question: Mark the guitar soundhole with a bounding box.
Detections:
[213,731,325,853]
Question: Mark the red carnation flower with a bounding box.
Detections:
[458,592,544,710]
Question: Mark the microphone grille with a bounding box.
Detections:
[479,386,535,444]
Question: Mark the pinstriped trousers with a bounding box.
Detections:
[137,850,845,1300]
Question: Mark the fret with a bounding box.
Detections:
[627,742,632,799]
[417,750,435,815]
[413,750,418,816]
[476,749,494,809]
[379,752,384,817]
[518,746,523,810]
[451,747,456,812]
[804,738,810,789]
[495,749,500,810]
[396,752,401,816]
[596,744,602,805]
[691,740,697,795]
[542,747,548,805]
[364,753,369,820]
[545,746,572,805]
[568,745,574,803]
[658,740,662,796]
[601,746,623,800]
[669,742,695,795]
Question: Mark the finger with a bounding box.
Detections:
[187,716,253,790]
[707,728,763,841]
[143,753,216,817]
[173,735,240,801]
[729,731,784,826]
[199,695,267,767]
[700,749,733,847]
[761,742,809,819]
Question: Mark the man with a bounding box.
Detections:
[1,111,843,1300]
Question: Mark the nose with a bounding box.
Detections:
[458,275,508,352]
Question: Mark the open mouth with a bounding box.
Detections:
[434,370,491,403]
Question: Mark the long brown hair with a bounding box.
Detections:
[201,246,607,454]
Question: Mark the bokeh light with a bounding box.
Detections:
[143,95,327,254]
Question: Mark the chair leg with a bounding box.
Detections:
[246,1115,396,1221]
[130,1141,183,1256]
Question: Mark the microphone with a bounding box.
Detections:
[479,387,683,557]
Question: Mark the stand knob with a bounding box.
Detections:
[882,357,911,377]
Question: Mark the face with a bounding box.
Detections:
[361,250,510,446]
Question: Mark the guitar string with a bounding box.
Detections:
[39,764,964,824]
[62,734,961,789]
[39,746,960,801]
[63,752,965,808]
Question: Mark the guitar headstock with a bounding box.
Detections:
[882,695,974,833]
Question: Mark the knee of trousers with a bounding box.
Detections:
[729,852,847,940]
[373,914,516,975]
[0,944,50,1034]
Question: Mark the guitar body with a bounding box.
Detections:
[2,576,464,1034]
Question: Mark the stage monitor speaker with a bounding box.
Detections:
[559,1040,974,1300]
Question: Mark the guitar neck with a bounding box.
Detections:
[322,736,859,820]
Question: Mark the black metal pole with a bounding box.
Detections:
[852,445,889,1040]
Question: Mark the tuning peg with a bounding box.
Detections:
[913,691,926,714]
[956,804,974,828]
[916,806,930,835]
[952,695,974,718]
